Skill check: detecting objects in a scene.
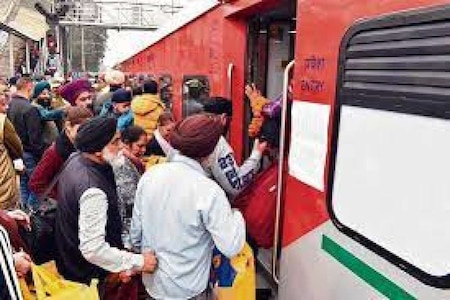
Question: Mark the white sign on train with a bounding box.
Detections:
[288,100,330,192]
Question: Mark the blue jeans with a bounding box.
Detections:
[20,152,38,210]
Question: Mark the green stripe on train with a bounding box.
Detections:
[322,235,416,300]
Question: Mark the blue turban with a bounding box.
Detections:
[33,81,51,99]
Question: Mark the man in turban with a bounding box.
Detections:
[130,114,245,300]
[32,81,66,144]
[55,116,157,287]
[154,97,267,200]
[60,79,93,110]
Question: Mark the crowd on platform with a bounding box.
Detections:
[0,70,272,299]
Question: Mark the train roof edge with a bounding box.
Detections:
[117,0,220,67]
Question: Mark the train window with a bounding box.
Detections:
[182,75,210,117]
[159,74,173,111]
[329,5,450,288]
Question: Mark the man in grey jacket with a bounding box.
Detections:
[202,97,267,200]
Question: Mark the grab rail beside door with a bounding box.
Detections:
[272,59,294,284]
[227,63,234,100]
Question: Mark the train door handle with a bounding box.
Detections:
[272,59,295,284]
[269,185,277,193]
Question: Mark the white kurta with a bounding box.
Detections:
[130,154,246,300]
[78,188,144,273]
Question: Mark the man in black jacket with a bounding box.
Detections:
[55,117,156,288]
[7,77,46,209]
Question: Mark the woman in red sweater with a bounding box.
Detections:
[29,107,93,199]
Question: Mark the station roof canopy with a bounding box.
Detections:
[0,0,49,41]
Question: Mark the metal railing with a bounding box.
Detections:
[56,0,184,30]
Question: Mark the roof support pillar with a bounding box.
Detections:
[9,34,14,77]
[25,40,30,74]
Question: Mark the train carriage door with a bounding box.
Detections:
[244,0,296,158]
[243,0,296,298]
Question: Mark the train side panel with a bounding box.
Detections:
[121,8,225,118]
[281,0,450,299]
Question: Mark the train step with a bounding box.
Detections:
[256,288,273,300]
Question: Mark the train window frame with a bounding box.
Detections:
[159,74,173,110]
[182,75,210,117]
[328,4,450,289]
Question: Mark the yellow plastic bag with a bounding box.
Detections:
[211,243,256,300]
[20,262,99,300]
[144,155,167,169]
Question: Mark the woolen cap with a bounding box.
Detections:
[75,116,117,153]
[143,80,158,94]
[111,89,132,103]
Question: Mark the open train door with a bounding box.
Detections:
[242,1,297,298]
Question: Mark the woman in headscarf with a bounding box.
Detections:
[110,125,147,248]
[29,107,93,199]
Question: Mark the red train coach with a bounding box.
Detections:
[120,0,296,163]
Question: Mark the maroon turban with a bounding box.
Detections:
[170,114,224,159]
[60,79,92,106]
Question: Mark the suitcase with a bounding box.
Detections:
[233,162,278,249]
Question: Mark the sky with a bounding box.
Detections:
[103,31,156,68]
[102,0,217,68]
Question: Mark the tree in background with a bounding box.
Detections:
[68,26,107,72]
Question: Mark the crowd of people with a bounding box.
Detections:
[0,70,268,299]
